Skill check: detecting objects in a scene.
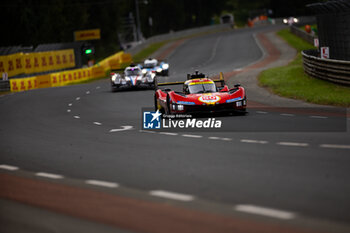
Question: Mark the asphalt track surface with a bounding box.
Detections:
[1,25,350,232]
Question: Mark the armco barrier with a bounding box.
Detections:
[0,80,10,92]
[302,49,350,85]
[290,25,316,45]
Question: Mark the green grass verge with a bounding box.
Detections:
[259,29,350,107]
[132,41,169,61]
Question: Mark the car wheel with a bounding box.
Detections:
[154,94,159,111]
[111,85,118,92]
[153,77,158,90]
[166,93,172,115]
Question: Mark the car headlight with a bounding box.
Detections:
[157,68,162,73]
[162,64,169,70]
[111,75,117,82]
[293,18,299,23]
[283,19,288,24]
[172,104,184,111]
[142,69,147,74]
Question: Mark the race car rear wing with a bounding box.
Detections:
[157,72,225,86]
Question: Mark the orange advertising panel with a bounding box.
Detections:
[74,29,101,41]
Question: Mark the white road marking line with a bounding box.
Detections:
[74,115,80,119]
[0,164,19,171]
[277,142,309,147]
[150,190,194,202]
[93,122,102,126]
[241,139,268,144]
[67,109,71,113]
[234,205,295,220]
[208,136,220,140]
[96,86,100,89]
[86,91,90,94]
[221,138,232,141]
[85,180,119,188]
[68,103,73,106]
[140,130,156,133]
[109,125,133,132]
[310,115,328,119]
[256,111,267,114]
[182,134,203,138]
[320,144,350,149]
[159,132,178,136]
[76,97,80,101]
[235,68,243,71]
[36,172,64,179]
[280,113,295,117]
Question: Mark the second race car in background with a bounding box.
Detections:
[110,64,157,91]
[139,58,169,76]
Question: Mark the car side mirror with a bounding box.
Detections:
[234,84,241,88]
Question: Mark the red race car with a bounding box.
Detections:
[154,71,247,114]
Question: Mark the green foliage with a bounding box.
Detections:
[277,29,314,51]
[259,30,350,107]
[132,41,168,62]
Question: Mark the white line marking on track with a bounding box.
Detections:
[221,138,232,141]
[139,130,156,133]
[320,144,350,149]
[96,86,100,89]
[74,116,80,119]
[310,115,328,119]
[85,180,119,188]
[150,190,194,202]
[234,205,295,220]
[36,172,64,179]
[280,113,295,117]
[68,103,73,106]
[159,132,178,136]
[67,109,71,113]
[234,68,243,71]
[182,134,203,138]
[277,142,309,147]
[256,111,268,114]
[76,97,80,101]
[93,122,102,126]
[86,91,90,94]
[0,164,19,171]
[208,137,220,140]
[109,125,133,132]
[241,139,268,144]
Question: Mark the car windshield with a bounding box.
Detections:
[188,83,216,94]
[125,68,141,76]
[143,62,157,68]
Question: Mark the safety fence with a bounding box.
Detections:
[0,49,75,78]
[290,25,316,45]
[302,49,350,86]
[6,51,132,92]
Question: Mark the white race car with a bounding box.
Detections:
[110,64,157,91]
[139,58,169,76]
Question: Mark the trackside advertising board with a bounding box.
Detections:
[74,29,101,41]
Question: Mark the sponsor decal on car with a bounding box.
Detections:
[198,94,221,104]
